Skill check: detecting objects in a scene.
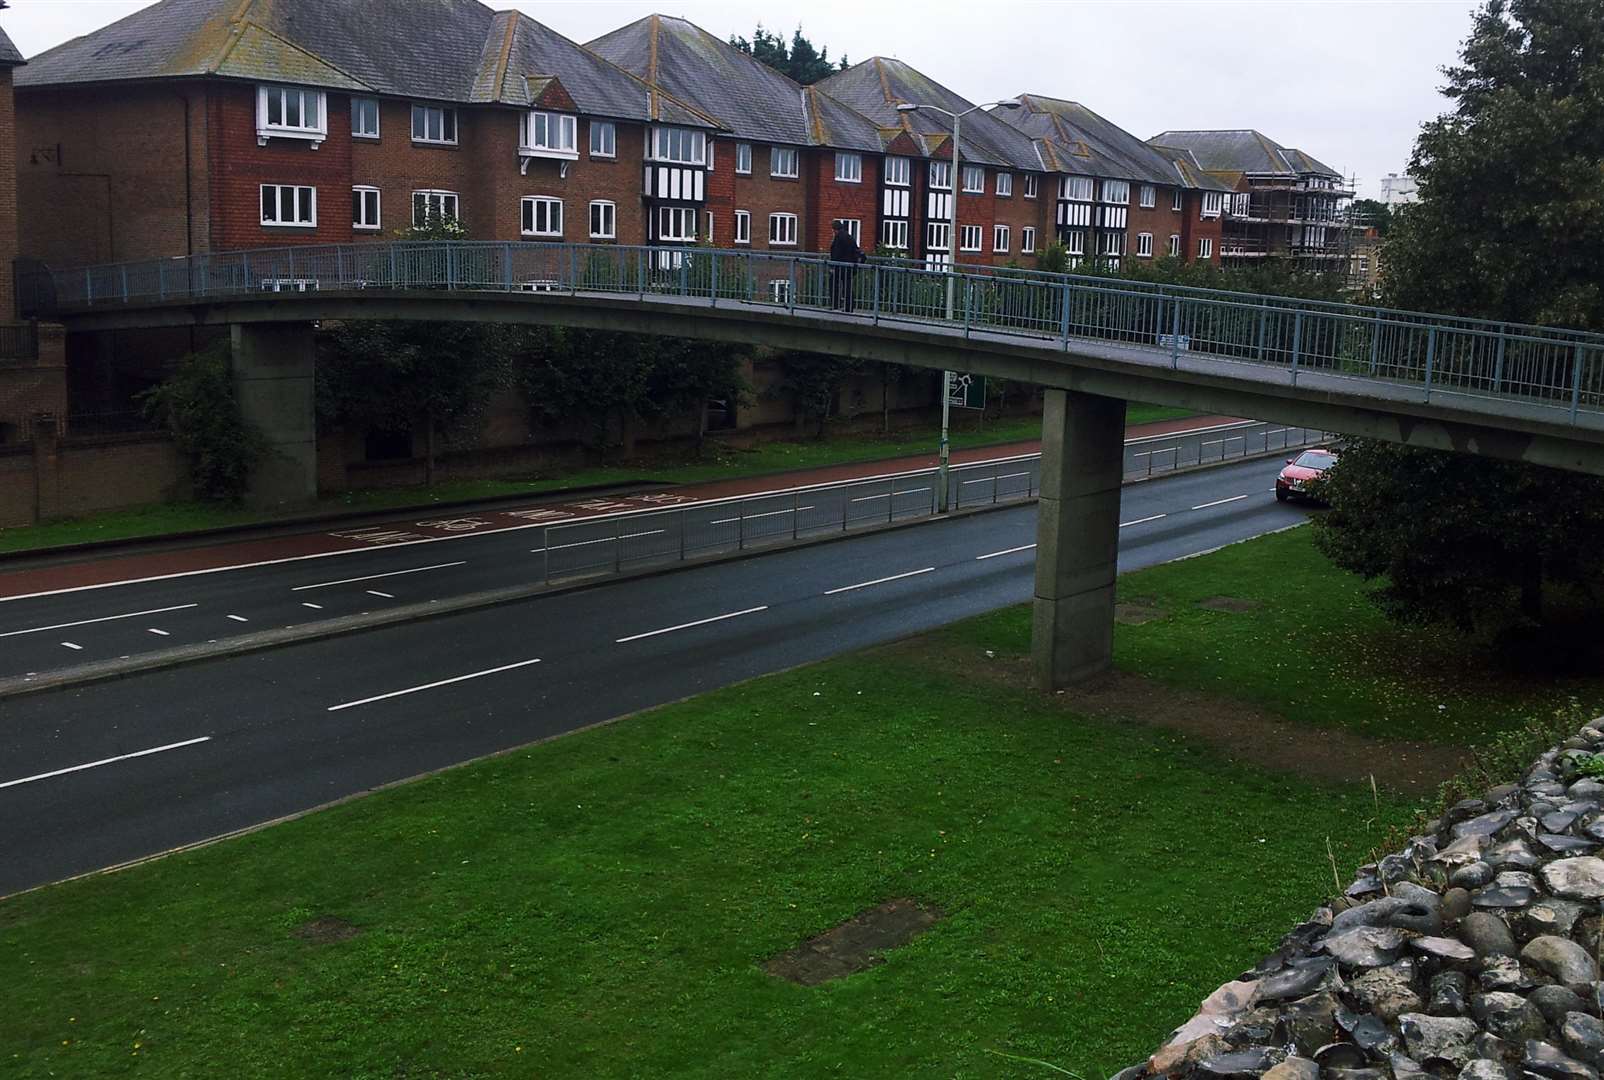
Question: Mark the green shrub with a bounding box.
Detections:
[141,341,270,502]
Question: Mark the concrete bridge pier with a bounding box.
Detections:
[231,322,318,509]
[1032,388,1127,690]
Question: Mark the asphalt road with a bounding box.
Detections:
[0,419,1324,681]
[0,455,1316,895]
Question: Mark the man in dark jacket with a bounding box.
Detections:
[828,220,864,313]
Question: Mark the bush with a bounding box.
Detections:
[141,341,270,502]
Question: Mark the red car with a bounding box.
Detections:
[1275,448,1339,503]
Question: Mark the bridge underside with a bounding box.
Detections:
[66,292,1604,689]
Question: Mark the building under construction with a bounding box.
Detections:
[1148,129,1357,275]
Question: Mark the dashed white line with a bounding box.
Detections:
[1191,495,1250,511]
[0,603,200,640]
[326,658,542,713]
[290,561,466,592]
[1120,514,1167,527]
[301,602,324,610]
[226,614,249,623]
[535,529,667,554]
[824,567,935,595]
[146,628,170,637]
[850,488,931,503]
[709,506,814,525]
[976,544,1036,560]
[0,736,213,791]
[366,590,395,599]
[615,606,770,644]
[60,641,83,651]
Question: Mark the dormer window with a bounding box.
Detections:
[257,85,327,148]
[519,111,578,175]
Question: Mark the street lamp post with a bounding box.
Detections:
[896,97,1020,513]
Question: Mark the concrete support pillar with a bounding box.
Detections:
[231,322,317,509]
[1032,388,1127,690]
[31,412,61,523]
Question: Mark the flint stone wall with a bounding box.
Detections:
[1125,719,1604,1080]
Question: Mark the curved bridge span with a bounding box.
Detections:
[25,242,1604,685]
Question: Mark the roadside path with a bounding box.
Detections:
[0,413,1244,600]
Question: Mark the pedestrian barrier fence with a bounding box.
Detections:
[535,424,1333,584]
[22,241,1604,425]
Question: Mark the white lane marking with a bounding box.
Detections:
[615,606,770,644]
[1130,446,1180,460]
[326,658,542,713]
[0,419,1269,608]
[0,736,212,791]
[535,528,667,554]
[0,603,200,640]
[1120,514,1167,527]
[226,614,249,623]
[60,641,83,651]
[146,628,170,637]
[301,602,324,610]
[1123,419,1259,445]
[976,544,1036,561]
[290,561,466,592]
[824,567,936,595]
[709,506,814,525]
[366,590,395,599]
[1191,495,1250,511]
[850,488,930,503]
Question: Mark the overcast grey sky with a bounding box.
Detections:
[3,0,1480,198]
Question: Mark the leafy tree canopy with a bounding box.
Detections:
[729,25,848,84]
[141,340,269,502]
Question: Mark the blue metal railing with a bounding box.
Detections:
[22,240,1604,422]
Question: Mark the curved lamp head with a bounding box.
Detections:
[896,103,921,112]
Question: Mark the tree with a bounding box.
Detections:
[1312,438,1604,634]
[1349,198,1394,237]
[141,340,269,502]
[1314,0,1604,641]
[729,24,847,84]
[767,351,862,436]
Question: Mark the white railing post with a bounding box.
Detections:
[1423,327,1438,401]
[1571,344,1586,420]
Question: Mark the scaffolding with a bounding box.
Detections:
[1219,170,1362,280]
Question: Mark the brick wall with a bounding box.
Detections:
[1187,191,1224,264]
[706,139,809,253]
[0,426,186,526]
[17,84,209,265]
[0,322,66,443]
[1128,185,1177,263]
[0,66,17,316]
[808,148,879,253]
[991,171,1049,267]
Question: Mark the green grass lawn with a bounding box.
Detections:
[0,405,1194,556]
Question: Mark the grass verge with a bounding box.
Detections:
[0,405,1194,556]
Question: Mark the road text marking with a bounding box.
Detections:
[0,736,212,791]
[615,606,770,644]
[976,544,1036,561]
[327,658,542,713]
[291,561,467,592]
[1191,495,1250,511]
[824,567,935,595]
[0,603,199,640]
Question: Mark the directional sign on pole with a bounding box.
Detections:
[946,371,986,410]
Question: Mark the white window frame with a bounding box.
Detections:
[769,279,791,304]
[768,212,798,246]
[928,161,952,191]
[1061,176,1093,201]
[257,85,327,147]
[521,112,578,160]
[411,189,459,226]
[996,172,1012,197]
[649,127,708,166]
[835,152,862,183]
[705,211,714,243]
[961,165,984,194]
[993,224,1009,254]
[881,218,909,250]
[260,183,317,228]
[770,146,799,179]
[927,221,951,252]
[959,224,982,252]
[589,200,616,240]
[1102,180,1130,205]
[658,206,697,242]
[350,97,380,140]
[1021,227,1036,254]
[734,210,751,245]
[1198,236,1215,259]
[1201,192,1223,219]
[1168,233,1181,257]
[589,121,616,159]
[411,104,457,146]
[1173,189,1184,212]
[1065,230,1085,256]
[884,156,911,187]
[1139,185,1156,209]
[1136,231,1153,257]
[735,143,752,174]
[352,186,381,231]
[1023,174,1038,199]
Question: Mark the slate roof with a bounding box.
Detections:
[998,94,1231,192]
[1148,129,1342,180]
[15,0,715,127]
[817,57,1042,171]
[0,23,23,67]
[588,15,881,152]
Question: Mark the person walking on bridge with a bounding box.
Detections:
[829,220,865,313]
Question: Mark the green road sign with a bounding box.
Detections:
[946,371,986,410]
